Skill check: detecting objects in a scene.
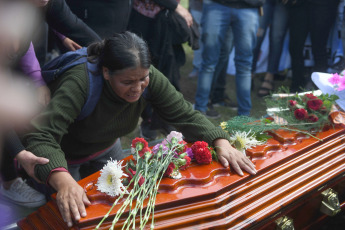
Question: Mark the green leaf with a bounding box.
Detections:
[255,133,272,142]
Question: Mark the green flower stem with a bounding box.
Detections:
[98,143,183,230]
[279,127,323,141]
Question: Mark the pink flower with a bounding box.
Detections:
[338,77,345,91]
[338,83,345,91]
[329,73,341,85]
[162,131,183,146]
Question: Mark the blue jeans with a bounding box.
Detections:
[252,0,289,74]
[190,8,203,71]
[194,0,259,115]
[210,28,233,104]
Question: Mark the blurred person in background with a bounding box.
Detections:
[288,0,340,92]
[188,0,203,78]
[194,0,263,117]
[128,0,195,140]
[31,0,101,65]
[252,0,289,97]
[0,0,50,210]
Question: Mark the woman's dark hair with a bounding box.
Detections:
[87,31,151,73]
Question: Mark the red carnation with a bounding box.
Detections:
[139,147,152,158]
[179,156,191,170]
[128,168,145,186]
[191,141,209,152]
[308,114,319,122]
[164,162,176,177]
[194,147,212,164]
[176,140,188,154]
[305,93,317,100]
[294,108,308,120]
[288,100,297,107]
[131,137,148,151]
[191,141,213,164]
[307,99,323,111]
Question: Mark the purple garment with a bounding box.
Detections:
[52,29,66,41]
[19,42,46,87]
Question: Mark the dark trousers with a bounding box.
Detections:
[288,0,339,91]
[0,151,17,181]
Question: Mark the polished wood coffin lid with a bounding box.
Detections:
[18,121,345,229]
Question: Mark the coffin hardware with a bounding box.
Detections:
[320,188,341,216]
[275,216,295,230]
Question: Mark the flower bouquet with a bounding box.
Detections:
[220,83,341,155]
[265,86,339,132]
[95,131,217,230]
[220,116,283,154]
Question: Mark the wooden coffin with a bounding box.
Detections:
[18,115,345,229]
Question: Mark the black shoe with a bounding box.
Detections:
[139,120,158,141]
[199,104,220,119]
[212,95,238,111]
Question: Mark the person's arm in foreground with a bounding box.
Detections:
[23,65,88,226]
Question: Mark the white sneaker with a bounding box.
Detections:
[0,178,46,208]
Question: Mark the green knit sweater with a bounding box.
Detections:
[24,64,230,182]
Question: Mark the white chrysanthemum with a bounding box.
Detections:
[96,159,128,197]
[170,170,182,179]
[229,130,265,155]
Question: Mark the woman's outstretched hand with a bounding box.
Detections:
[49,172,91,228]
[213,138,257,176]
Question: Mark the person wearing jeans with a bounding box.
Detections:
[194,0,260,116]
[189,0,203,78]
[252,0,289,97]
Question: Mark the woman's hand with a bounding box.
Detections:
[175,4,193,27]
[49,172,91,228]
[213,139,257,176]
[62,37,82,51]
[37,85,51,106]
[15,150,49,183]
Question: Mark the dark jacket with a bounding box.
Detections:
[149,9,200,91]
[45,0,101,45]
[65,0,133,38]
[212,0,265,8]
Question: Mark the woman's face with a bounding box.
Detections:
[103,67,150,103]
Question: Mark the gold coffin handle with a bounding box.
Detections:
[320,188,341,216]
[275,216,295,230]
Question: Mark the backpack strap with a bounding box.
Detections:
[141,87,150,100]
[76,61,104,121]
[42,47,89,83]
[42,47,104,121]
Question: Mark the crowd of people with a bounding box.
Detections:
[0,0,342,228]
